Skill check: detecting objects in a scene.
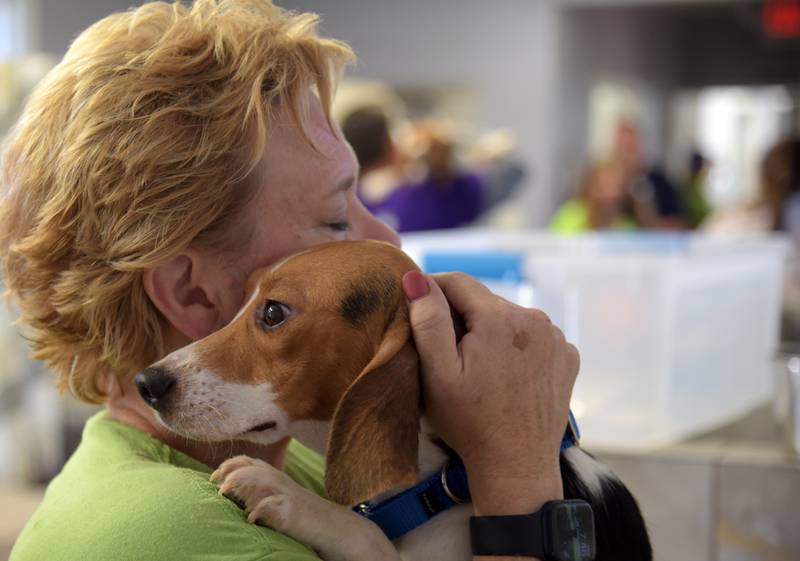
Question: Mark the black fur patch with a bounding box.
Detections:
[560,451,653,561]
[339,271,397,326]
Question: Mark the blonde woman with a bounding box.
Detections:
[550,161,637,234]
[1,2,579,560]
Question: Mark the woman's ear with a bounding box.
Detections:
[143,252,229,342]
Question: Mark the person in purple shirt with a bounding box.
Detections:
[376,169,485,232]
[342,106,486,232]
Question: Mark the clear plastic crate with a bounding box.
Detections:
[402,230,788,451]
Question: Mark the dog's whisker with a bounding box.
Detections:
[205,402,226,419]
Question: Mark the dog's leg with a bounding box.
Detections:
[213,455,401,561]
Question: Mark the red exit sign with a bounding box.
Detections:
[763,0,800,39]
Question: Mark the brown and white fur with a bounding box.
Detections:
[135,240,652,561]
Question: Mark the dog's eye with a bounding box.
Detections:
[261,301,291,329]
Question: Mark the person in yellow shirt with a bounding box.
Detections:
[551,160,637,234]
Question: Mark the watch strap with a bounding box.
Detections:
[470,509,546,558]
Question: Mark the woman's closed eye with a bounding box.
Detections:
[327,221,350,232]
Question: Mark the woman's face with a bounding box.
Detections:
[586,166,625,209]
[217,93,400,324]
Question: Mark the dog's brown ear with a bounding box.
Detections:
[326,319,420,506]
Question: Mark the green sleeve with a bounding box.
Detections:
[10,412,329,561]
[11,462,323,561]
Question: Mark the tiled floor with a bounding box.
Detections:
[600,455,716,561]
[598,405,800,561]
[718,464,800,561]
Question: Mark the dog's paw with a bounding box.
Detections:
[211,455,271,486]
[244,487,401,561]
[245,494,295,529]
[212,455,299,517]
[211,455,400,561]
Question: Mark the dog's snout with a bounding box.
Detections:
[135,367,176,411]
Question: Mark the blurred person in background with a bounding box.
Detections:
[342,106,487,232]
[680,150,713,229]
[704,137,800,339]
[763,138,800,241]
[613,120,687,230]
[550,160,637,233]
[340,105,405,209]
[705,137,800,239]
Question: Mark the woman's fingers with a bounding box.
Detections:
[402,271,460,377]
[429,272,495,327]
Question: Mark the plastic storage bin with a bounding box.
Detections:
[401,230,788,451]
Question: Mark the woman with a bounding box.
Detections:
[1,2,579,560]
[550,160,636,234]
[703,138,800,236]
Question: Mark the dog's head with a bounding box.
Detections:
[135,240,421,504]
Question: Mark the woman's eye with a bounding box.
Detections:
[261,301,291,329]
[327,221,350,232]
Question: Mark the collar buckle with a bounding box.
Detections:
[441,459,469,504]
[355,502,372,515]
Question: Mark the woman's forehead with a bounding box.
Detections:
[259,102,354,190]
[267,92,342,155]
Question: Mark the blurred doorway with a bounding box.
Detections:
[668,85,795,211]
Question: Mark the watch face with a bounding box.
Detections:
[548,501,596,561]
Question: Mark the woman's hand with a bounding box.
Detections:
[402,271,580,516]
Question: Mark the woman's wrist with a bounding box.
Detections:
[468,467,563,561]
[466,463,564,517]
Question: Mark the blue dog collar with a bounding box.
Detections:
[353,411,581,540]
[562,409,580,452]
[353,457,470,540]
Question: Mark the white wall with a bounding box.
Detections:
[35,0,143,55]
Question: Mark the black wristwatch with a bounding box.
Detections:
[470,499,596,561]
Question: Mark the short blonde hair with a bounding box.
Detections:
[0,0,353,403]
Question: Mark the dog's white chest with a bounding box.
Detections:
[394,504,472,561]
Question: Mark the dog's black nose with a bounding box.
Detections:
[135,367,176,410]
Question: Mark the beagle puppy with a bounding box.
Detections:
[136,240,652,561]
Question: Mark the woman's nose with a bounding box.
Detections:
[352,199,401,247]
[369,216,402,247]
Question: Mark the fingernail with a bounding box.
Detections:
[402,271,430,300]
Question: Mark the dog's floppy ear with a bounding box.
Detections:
[326,318,420,506]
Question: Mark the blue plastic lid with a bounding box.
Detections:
[422,251,524,282]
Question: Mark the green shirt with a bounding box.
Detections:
[11,412,326,561]
[550,199,636,234]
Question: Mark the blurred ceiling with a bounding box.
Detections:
[566,1,800,87]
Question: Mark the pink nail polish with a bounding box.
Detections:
[402,271,430,300]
